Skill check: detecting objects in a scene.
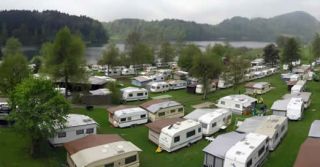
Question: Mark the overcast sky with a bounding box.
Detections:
[1,0,319,24]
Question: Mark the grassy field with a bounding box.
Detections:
[0,74,319,167]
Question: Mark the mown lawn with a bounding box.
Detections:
[0,74,319,167]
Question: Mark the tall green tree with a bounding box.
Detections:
[190,50,222,100]
[228,55,250,91]
[312,33,320,60]
[263,44,280,67]
[98,43,120,74]
[30,56,42,74]
[158,41,175,63]
[9,77,70,156]
[178,44,202,71]
[276,36,290,48]
[282,38,301,65]
[0,37,30,95]
[43,27,87,96]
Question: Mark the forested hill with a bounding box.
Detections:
[0,10,108,46]
[104,11,320,42]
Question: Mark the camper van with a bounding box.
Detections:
[120,87,148,102]
[158,119,202,152]
[224,133,269,167]
[216,95,257,115]
[168,80,187,90]
[195,82,217,94]
[48,114,97,146]
[237,115,288,151]
[287,98,304,120]
[148,82,170,93]
[198,109,232,136]
[108,106,148,128]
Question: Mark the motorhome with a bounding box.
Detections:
[283,92,311,109]
[145,118,185,144]
[147,82,170,93]
[158,119,202,152]
[236,115,288,151]
[203,132,246,167]
[287,98,304,120]
[140,99,184,122]
[224,133,269,167]
[108,106,148,128]
[195,82,217,94]
[216,95,257,115]
[271,99,291,117]
[64,134,142,167]
[120,87,148,102]
[245,82,272,95]
[167,80,187,90]
[49,114,97,146]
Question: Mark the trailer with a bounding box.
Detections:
[167,80,187,90]
[49,114,97,146]
[291,80,306,94]
[195,82,217,94]
[224,133,269,167]
[147,81,170,93]
[271,99,291,117]
[158,119,202,152]
[120,87,148,102]
[236,115,288,151]
[283,92,311,109]
[121,68,135,75]
[287,98,304,120]
[131,76,153,87]
[107,106,148,128]
[245,82,272,95]
[216,94,257,115]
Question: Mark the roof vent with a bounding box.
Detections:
[236,151,242,155]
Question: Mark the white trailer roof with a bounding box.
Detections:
[64,114,97,128]
[161,119,200,137]
[225,133,268,163]
[114,107,147,117]
[287,98,304,110]
[308,120,320,138]
[271,99,291,111]
[71,141,141,167]
[219,94,257,107]
[121,87,147,93]
[184,108,217,121]
[203,132,246,158]
[245,82,270,89]
[199,109,231,124]
[148,81,168,86]
[89,88,111,95]
[141,100,182,113]
[282,92,311,103]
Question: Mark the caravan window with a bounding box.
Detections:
[141,114,146,118]
[198,128,201,133]
[158,112,165,117]
[275,133,279,140]
[121,118,126,122]
[104,163,114,167]
[76,129,84,135]
[145,92,148,95]
[281,125,285,132]
[186,130,195,138]
[178,108,183,112]
[174,136,180,143]
[137,93,143,96]
[212,122,217,128]
[258,146,265,157]
[201,123,208,129]
[170,109,175,113]
[128,93,133,97]
[58,132,66,138]
[235,104,240,108]
[157,86,160,89]
[127,117,132,121]
[125,155,137,164]
[86,128,94,134]
[221,101,225,105]
[246,159,252,167]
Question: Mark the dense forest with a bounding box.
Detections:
[104,11,320,42]
[0,10,108,46]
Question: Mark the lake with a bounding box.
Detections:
[21,41,272,64]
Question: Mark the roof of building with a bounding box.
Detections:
[64,114,97,128]
[140,99,182,113]
[294,138,320,167]
[161,119,200,136]
[309,120,320,138]
[219,94,257,107]
[271,99,291,111]
[203,132,246,158]
[65,135,141,167]
[89,88,111,95]
[245,82,270,89]
[283,92,311,102]
[225,133,268,163]
[145,118,185,133]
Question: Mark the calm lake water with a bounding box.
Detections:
[21,41,271,64]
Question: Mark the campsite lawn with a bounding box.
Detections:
[0,74,319,167]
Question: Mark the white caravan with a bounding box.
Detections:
[120,87,148,102]
[48,114,97,146]
[108,106,148,128]
[121,68,135,75]
[291,80,306,94]
[216,94,257,115]
[224,133,269,167]
[217,78,234,89]
[195,82,217,94]
[148,82,170,93]
[105,68,121,76]
[159,119,202,152]
[168,80,187,90]
[287,98,304,120]
[198,109,232,136]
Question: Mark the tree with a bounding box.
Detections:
[312,33,320,60]
[276,36,290,48]
[263,44,280,67]
[107,82,121,104]
[125,31,141,52]
[282,38,301,65]
[178,44,202,71]
[9,77,70,156]
[190,50,222,99]
[30,56,42,74]
[228,55,250,91]
[158,41,175,63]
[0,37,30,95]
[130,43,154,73]
[98,43,120,74]
[43,27,87,96]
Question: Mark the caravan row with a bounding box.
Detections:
[147,80,187,93]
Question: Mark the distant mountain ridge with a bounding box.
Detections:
[104,11,320,42]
